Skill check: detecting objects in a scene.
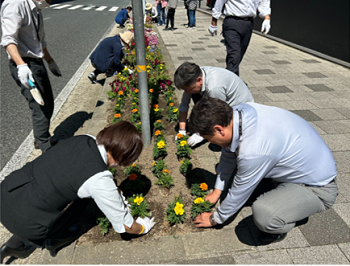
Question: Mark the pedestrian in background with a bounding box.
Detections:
[1,0,62,152]
[186,0,197,29]
[164,0,178,31]
[208,0,271,76]
[156,0,166,26]
[115,6,132,28]
[173,62,253,147]
[88,32,134,84]
[0,121,156,263]
[190,98,338,244]
[145,3,158,23]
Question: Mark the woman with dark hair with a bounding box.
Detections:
[0,121,155,263]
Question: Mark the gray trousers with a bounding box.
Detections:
[10,58,54,152]
[252,180,338,234]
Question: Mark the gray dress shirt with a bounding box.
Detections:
[213,103,337,224]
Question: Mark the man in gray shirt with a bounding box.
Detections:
[174,62,253,146]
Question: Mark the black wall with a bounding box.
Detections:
[254,0,349,64]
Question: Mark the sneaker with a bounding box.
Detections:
[187,27,193,29]
[88,73,97,84]
[185,24,189,28]
[192,26,196,29]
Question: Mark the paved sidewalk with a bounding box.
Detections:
[1,3,350,264]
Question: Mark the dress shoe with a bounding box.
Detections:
[260,232,287,244]
[0,243,36,263]
[45,231,79,257]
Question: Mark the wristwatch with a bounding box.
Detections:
[210,213,217,226]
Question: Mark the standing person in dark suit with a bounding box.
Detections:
[0,121,156,263]
[208,0,271,76]
[164,0,178,31]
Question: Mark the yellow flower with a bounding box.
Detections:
[118,72,121,75]
[132,102,136,105]
[131,163,136,167]
[174,202,184,216]
[154,108,159,112]
[134,196,144,205]
[118,98,121,101]
[157,140,165,149]
[160,67,163,70]
[147,70,150,73]
[194,198,204,204]
[180,160,184,164]
[180,140,187,147]
[116,104,119,107]
[152,161,156,166]
[138,122,141,124]
[124,66,128,70]
[147,65,151,69]
[156,120,162,123]
[173,108,178,113]
[200,183,208,191]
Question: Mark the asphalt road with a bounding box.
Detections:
[0,0,130,169]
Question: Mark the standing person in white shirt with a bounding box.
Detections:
[189,98,338,243]
[1,0,62,152]
[208,0,271,76]
[173,62,254,146]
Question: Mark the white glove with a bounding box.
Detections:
[48,61,62,76]
[208,25,217,36]
[17,64,34,89]
[261,19,271,35]
[127,68,134,75]
[187,132,204,147]
[175,130,186,140]
[136,217,156,235]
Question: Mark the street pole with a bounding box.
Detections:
[131,0,151,147]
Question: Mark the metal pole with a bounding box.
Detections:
[131,0,151,147]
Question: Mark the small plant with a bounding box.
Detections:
[154,120,165,131]
[151,160,167,178]
[96,214,112,236]
[124,163,145,192]
[176,140,192,159]
[150,107,164,120]
[166,195,186,225]
[155,171,174,188]
[154,130,166,142]
[131,108,141,123]
[190,197,213,219]
[175,133,189,145]
[153,140,167,159]
[124,163,141,177]
[126,194,151,218]
[179,158,193,176]
[190,183,209,197]
[166,107,179,123]
[111,113,122,124]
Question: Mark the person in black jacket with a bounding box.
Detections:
[0,121,156,264]
[88,31,134,84]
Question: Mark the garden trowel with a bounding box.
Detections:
[28,79,44,106]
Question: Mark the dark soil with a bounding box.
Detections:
[76,92,216,246]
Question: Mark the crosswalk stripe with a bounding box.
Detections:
[96,6,107,11]
[50,4,60,8]
[53,4,72,9]
[68,5,84,10]
[109,7,119,11]
[82,6,95,10]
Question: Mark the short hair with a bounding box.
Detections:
[174,62,202,90]
[189,98,233,136]
[96,121,143,166]
[126,6,132,10]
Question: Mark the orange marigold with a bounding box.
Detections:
[169,103,174,107]
[162,169,170,173]
[114,113,121,118]
[135,89,139,93]
[129,173,138,181]
[118,91,123,95]
[155,130,161,136]
[149,89,154,93]
[176,133,183,139]
[200,183,208,191]
[153,104,159,108]
[132,108,138,113]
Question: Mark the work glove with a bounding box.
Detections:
[175,130,186,140]
[261,19,271,35]
[48,61,62,77]
[208,25,217,36]
[136,217,156,235]
[187,132,204,147]
[17,64,34,89]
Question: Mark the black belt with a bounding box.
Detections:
[10,57,43,65]
[226,16,254,21]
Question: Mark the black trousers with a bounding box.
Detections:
[166,8,176,29]
[222,16,254,76]
[9,58,54,152]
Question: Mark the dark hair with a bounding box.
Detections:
[126,6,132,10]
[189,98,233,136]
[96,121,143,166]
[174,62,202,90]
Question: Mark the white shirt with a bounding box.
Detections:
[213,103,337,224]
[77,135,134,233]
[179,66,254,113]
[212,0,271,19]
[1,0,47,59]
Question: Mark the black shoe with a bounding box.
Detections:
[0,244,36,263]
[260,232,287,244]
[34,138,58,149]
[45,231,79,257]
